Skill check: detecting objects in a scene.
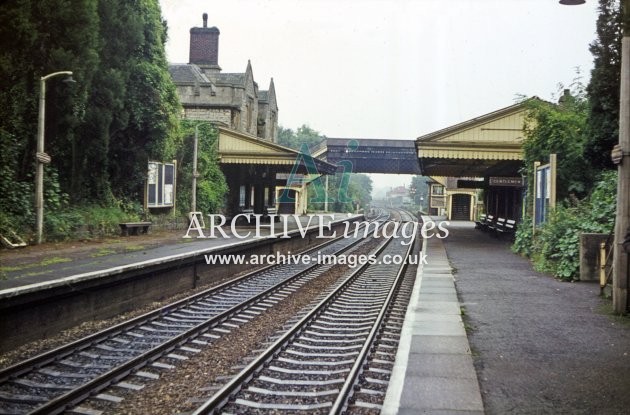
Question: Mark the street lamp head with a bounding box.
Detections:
[62,75,76,85]
[559,0,586,5]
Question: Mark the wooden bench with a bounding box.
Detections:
[488,217,506,233]
[119,221,152,236]
[477,214,495,232]
[265,207,278,222]
[475,214,487,229]
[495,218,517,237]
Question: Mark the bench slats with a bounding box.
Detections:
[119,222,152,236]
[475,216,517,236]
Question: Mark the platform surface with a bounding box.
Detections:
[0,214,352,292]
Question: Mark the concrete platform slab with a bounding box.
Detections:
[398,376,484,413]
[382,216,484,415]
[412,301,461,315]
[404,354,477,379]
[422,268,452,274]
[409,335,472,355]
[413,313,463,323]
[397,409,483,415]
[417,293,459,302]
[417,286,457,294]
[410,321,466,336]
[419,279,456,287]
[422,272,454,278]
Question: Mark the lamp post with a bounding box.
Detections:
[190,122,215,213]
[191,123,201,213]
[613,0,630,314]
[35,71,74,245]
[561,0,629,313]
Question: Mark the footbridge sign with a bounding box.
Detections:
[313,138,422,175]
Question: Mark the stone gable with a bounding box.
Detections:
[169,15,278,142]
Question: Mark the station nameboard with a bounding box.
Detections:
[488,176,524,187]
[431,196,445,208]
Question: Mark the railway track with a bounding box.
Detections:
[192,210,418,414]
[0,213,393,415]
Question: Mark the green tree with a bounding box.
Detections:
[513,86,618,280]
[312,173,372,213]
[410,176,430,210]
[176,121,227,214]
[514,171,617,280]
[277,124,325,150]
[0,0,99,220]
[106,0,181,203]
[521,90,590,202]
[585,0,622,171]
[0,0,181,239]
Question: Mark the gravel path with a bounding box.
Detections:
[444,222,630,414]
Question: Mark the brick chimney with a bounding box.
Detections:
[189,13,221,70]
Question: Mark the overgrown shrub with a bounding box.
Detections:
[532,205,584,279]
[176,121,227,214]
[512,216,533,257]
[42,205,141,242]
[513,171,616,280]
[80,205,140,237]
[44,210,85,241]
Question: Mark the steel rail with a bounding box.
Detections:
[2,219,383,415]
[330,229,416,413]
[192,234,397,415]
[0,231,345,384]
[24,231,373,415]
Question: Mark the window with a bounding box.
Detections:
[431,185,444,196]
[239,185,246,207]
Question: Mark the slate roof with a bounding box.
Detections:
[214,73,245,86]
[168,64,211,84]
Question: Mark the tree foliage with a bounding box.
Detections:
[514,86,602,280]
[0,0,100,220]
[521,89,590,201]
[277,124,325,150]
[276,124,372,213]
[176,121,227,214]
[310,173,373,213]
[0,0,183,239]
[409,175,430,211]
[584,0,622,171]
[512,2,624,280]
[513,171,617,280]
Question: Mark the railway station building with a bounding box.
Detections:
[168,14,335,216]
[416,101,529,221]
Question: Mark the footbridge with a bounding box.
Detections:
[311,138,421,175]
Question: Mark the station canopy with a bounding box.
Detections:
[217,127,337,175]
[415,101,531,178]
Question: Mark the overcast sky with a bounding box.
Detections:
[159,0,599,194]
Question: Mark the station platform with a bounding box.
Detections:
[385,218,630,415]
[383,216,484,414]
[3,215,628,413]
[0,214,352,292]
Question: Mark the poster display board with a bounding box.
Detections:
[147,161,176,208]
[533,154,556,228]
